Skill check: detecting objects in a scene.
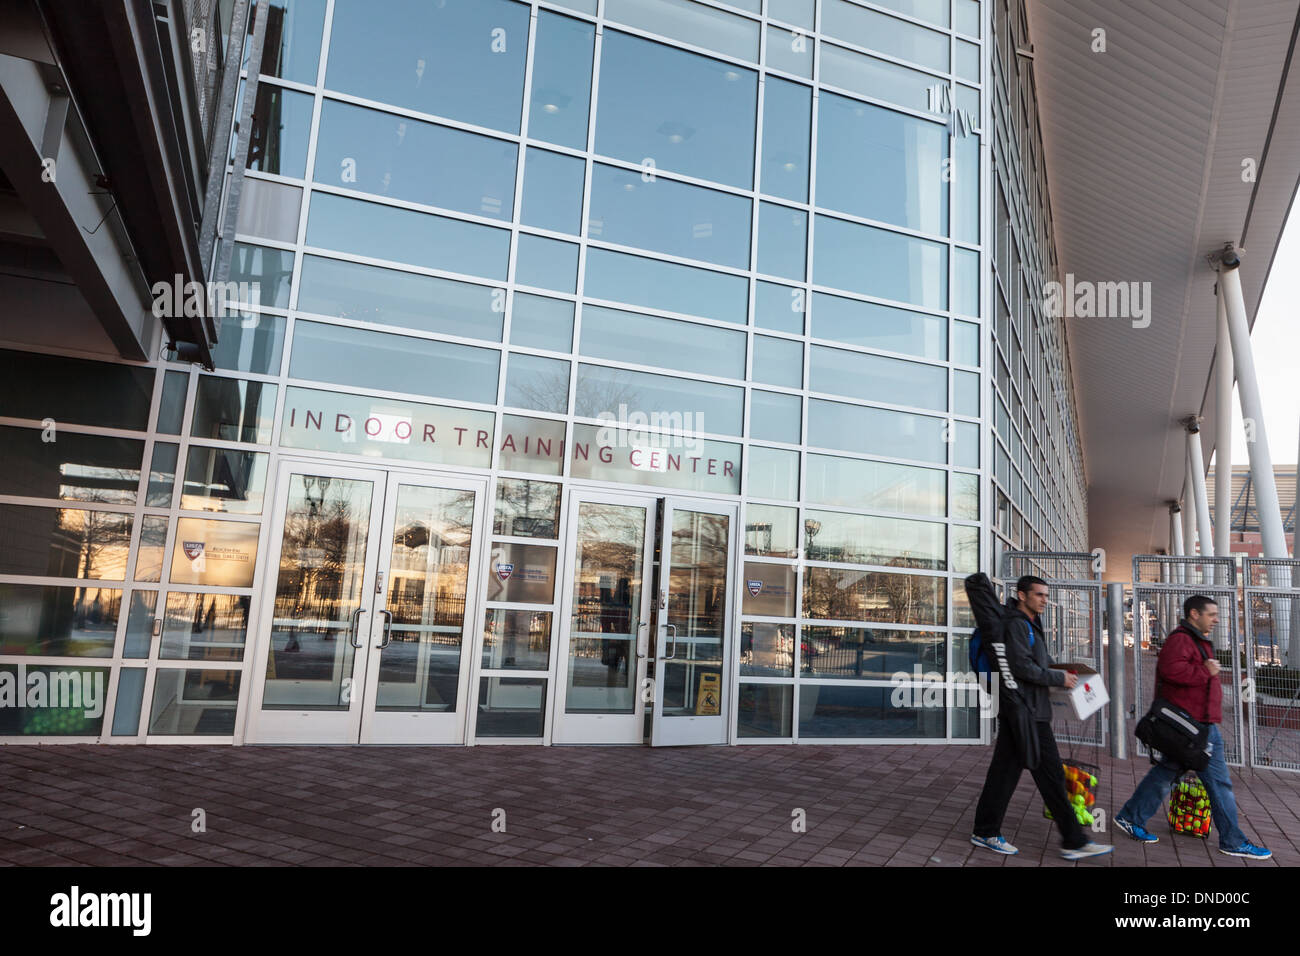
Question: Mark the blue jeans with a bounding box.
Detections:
[1118,724,1248,849]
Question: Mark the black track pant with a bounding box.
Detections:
[972,718,1087,849]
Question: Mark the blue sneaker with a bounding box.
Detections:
[970,834,1018,855]
[1219,841,1272,859]
[1114,816,1159,844]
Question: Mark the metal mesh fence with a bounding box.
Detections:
[1130,556,1243,767]
[1242,558,1300,772]
[999,551,1105,748]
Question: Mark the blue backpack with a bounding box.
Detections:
[969,618,1034,676]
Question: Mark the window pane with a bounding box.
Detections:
[805,508,945,568]
[953,132,980,244]
[820,42,935,114]
[757,202,806,280]
[522,148,585,234]
[476,677,546,736]
[0,583,121,656]
[810,345,947,411]
[509,294,573,352]
[801,625,946,679]
[876,0,949,28]
[0,664,108,735]
[148,669,241,735]
[306,192,510,280]
[499,414,566,475]
[0,505,132,580]
[952,471,979,519]
[741,561,795,616]
[289,320,499,404]
[955,370,980,416]
[595,30,757,188]
[0,349,153,432]
[760,77,811,201]
[482,610,553,670]
[326,0,530,134]
[146,443,179,507]
[237,176,303,244]
[297,255,503,341]
[803,567,946,625]
[157,369,188,434]
[768,0,814,27]
[603,0,758,63]
[211,313,286,374]
[135,515,168,582]
[190,377,277,443]
[954,246,980,317]
[505,353,570,413]
[588,163,751,269]
[799,682,945,739]
[956,0,980,35]
[169,518,261,588]
[516,235,579,293]
[754,281,805,333]
[739,623,794,677]
[313,100,518,219]
[528,11,594,149]
[752,335,802,389]
[246,84,313,177]
[181,447,270,514]
[494,478,561,538]
[487,542,557,604]
[956,39,980,83]
[575,364,742,436]
[584,247,747,324]
[750,390,800,443]
[111,667,146,735]
[821,0,948,71]
[228,242,293,307]
[258,0,326,84]
[0,426,142,504]
[580,305,745,379]
[765,24,812,78]
[808,399,946,462]
[747,445,798,500]
[744,503,798,557]
[813,214,947,310]
[805,452,946,515]
[738,682,793,736]
[817,92,947,235]
[160,593,252,661]
[810,292,945,360]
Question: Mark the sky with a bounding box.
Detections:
[1209,203,1300,470]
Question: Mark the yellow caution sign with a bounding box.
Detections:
[695,673,721,715]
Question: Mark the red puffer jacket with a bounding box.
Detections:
[1156,623,1222,724]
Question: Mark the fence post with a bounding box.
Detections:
[1107,582,1127,759]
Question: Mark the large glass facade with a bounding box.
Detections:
[0,0,1084,745]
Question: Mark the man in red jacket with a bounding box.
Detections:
[1113,595,1271,857]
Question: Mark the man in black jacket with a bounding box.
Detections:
[970,575,1114,860]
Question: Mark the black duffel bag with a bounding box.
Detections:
[963,572,1040,769]
[1135,698,1212,771]
[1135,636,1214,771]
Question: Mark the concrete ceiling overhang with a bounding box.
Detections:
[1026,0,1300,578]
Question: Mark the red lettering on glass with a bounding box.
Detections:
[394,420,412,440]
[502,434,517,452]
[668,454,680,471]
[306,410,322,430]
[599,445,613,464]
[333,413,350,433]
[364,417,382,436]
[537,438,551,457]
[690,457,701,473]
[723,460,734,477]
[649,450,661,469]
[629,448,642,467]
[454,426,467,445]
[477,430,489,448]
[574,442,589,461]
[423,424,436,443]
[707,459,717,475]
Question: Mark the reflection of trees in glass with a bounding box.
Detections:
[668,513,728,642]
[802,566,944,626]
[494,478,560,538]
[388,491,474,632]
[274,482,365,626]
[510,365,573,415]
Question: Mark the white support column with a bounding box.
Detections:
[1220,252,1297,665]
[1219,256,1288,558]
[1171,502,1185,586]
[1214,289,1233,564]
[1187,423,1214,556]
[1182,465,1197,558]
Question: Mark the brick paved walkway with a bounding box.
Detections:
[1,741,1296,866]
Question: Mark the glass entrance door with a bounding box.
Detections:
[650,500,736,746]
[246,461,485,744]
[550,492,656,744]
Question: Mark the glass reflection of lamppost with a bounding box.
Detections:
[804,518,821,558]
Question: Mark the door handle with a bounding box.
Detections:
[636,621,649,659]
[376,609,393,648]
[663,623,678,660]
[348,608,366,648]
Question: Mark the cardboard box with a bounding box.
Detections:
[1049,662,1109,720]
